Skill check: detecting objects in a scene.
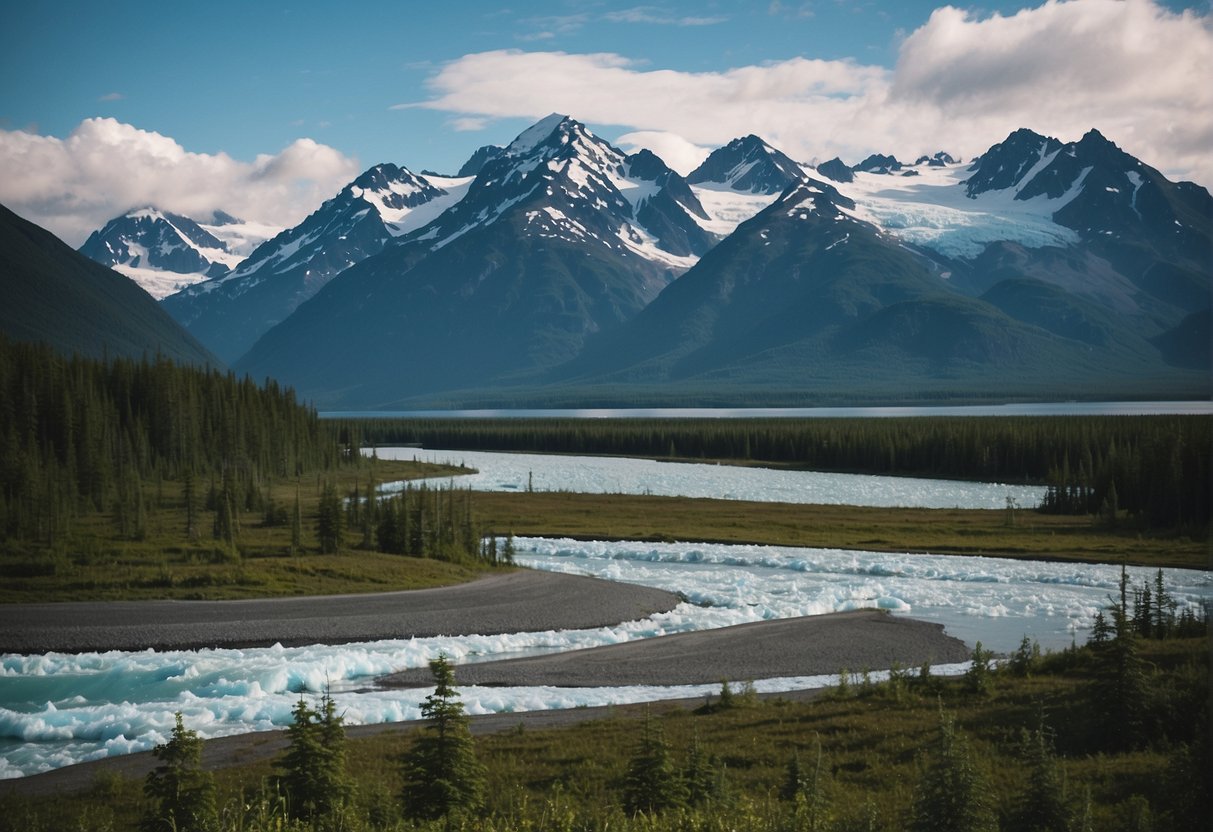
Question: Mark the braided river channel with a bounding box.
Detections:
[2,448,1208,778]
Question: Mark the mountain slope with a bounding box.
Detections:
[236,115,716,405]
[0,203,218,366]
[161,164,471,363]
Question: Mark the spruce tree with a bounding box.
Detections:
[316,481,343,554]
[908,709,996,832]
[400,655,484,822]
[682,730,722,808]
[1010,715,1070,832]
[622,712,686,815]
[141,712,215,832]
[277,692,351,822]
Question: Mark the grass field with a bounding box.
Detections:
[473,491,1210,570]
[0,459,487,603]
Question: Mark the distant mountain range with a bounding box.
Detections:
[54,115,1213,405]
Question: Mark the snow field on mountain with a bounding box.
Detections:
[111,263,209,299]
[838,165,1081,259]
[690,183,780,236]
[379,174,474,236]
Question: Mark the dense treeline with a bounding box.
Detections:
[345,415,1212,529]
[0,336,347,549]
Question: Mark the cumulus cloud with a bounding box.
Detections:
[0,118,360,247]
[615,130,712,175]
[416,0,1213,186]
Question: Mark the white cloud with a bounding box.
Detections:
[601,7,728,26]
[615,130,712,175]
[0,118,360,247]
[98,92,124,102]
[417,0,1213,186]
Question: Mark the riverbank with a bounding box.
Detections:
[0,609,967,797]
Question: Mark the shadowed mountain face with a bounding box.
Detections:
[0,203,218,367]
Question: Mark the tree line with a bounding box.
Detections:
[0,335,348,551]
[344,415,1211,530]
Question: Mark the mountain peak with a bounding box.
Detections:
[457,144,505,177]
[964,128,1062,197]
[79,207,233,293]
[687,134,805,194]
[505,113,576,156]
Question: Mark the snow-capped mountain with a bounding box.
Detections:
[407,113,716,268]
[77,208,269,299]
[235,114,720,403]
[162,163,472,363]
[687,135,805,194]
[191,117,1209,406]
[830,128,1210,339]
[553,143,1198,399]
[3,204,217,366]
[685,134,812,237]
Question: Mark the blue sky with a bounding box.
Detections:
[2,0,1210,244]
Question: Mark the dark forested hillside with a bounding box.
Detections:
[0,203,218,367]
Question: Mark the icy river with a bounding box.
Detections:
[1,449,1208,778]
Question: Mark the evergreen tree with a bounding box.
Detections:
[276,692,351,822]
[400,655,484,822]
[908,709,996,832]
[682,731,722,808]
[1093,566,1149,750]
[141,712,215,832]
[1009,715,1070,832]
[622,712,686,815]
[290,487,303,555]
[316,481,343,554]
[964,641,994,695]
[783,740,832,832]
[1007,635,1041,678]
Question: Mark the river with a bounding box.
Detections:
[1,448,1208,779]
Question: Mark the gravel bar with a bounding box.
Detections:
[0,571,680,654]
[379,609,970,688]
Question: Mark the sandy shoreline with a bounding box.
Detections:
[0,570,679,654]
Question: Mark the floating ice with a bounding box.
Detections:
[3,534,1207,779]
[377,448,1045,509]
